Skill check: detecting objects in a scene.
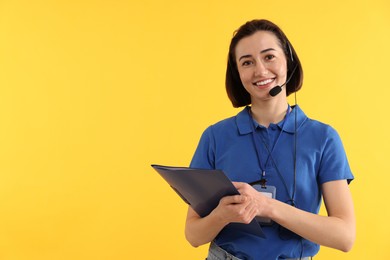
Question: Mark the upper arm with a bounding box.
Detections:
[190,126,215,169]
[322,180,355,223]
[318,126,354,184]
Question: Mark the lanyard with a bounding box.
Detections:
[249,105,292,196]
[250,105,290,174]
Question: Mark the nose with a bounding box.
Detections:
[254,60,268,76]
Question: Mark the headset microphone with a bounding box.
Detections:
[269,84,284,97]
[269,63,298,97]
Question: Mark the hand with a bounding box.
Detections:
[212,194,258,225]
[233,182,271,218]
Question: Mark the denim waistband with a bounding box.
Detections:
[207,242,242,260]
[207,242,312,260]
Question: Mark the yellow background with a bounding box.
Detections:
[0,0,389,259]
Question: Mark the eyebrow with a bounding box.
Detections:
[238,48,277,61]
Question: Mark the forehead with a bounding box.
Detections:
[235,30,283,57]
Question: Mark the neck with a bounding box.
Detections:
[250,100,289,128]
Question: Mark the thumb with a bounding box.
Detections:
[221,195,247,205]
[232,181,245,190]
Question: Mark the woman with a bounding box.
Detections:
[185,19,355,260]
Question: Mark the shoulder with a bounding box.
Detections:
[297,107,340,139]
[296,107,344,150]
[209,116,236,132]
[304,118,341,139]
[204,107,249,136]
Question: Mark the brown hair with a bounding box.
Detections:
[226,19,303,107]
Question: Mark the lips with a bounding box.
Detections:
[253,78,275,87]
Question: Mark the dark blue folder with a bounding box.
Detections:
[151,164,265,238]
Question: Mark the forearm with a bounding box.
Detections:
[185,208,227,247]
[269,199,356,252]
[185,194,257,247]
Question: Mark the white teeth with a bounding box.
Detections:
[255,79,273,86]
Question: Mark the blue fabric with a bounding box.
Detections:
[190,105,354,260]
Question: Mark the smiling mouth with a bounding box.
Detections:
[253,78,274,86]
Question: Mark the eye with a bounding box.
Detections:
[241,60,253,67]
[265,54,275,61]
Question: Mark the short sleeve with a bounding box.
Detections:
[190,126,216,170]
[318,126,354,184]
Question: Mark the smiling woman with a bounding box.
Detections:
[235,31,288,108]
[2,0,389,258]
[184,19,355,260]
[226,20,303,110]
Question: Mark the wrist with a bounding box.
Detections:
[264,196,277,220]
[210,208,230,227]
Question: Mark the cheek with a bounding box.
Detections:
[277,61,288,78]
[238,70,251,85]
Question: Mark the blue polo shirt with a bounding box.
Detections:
[190,105,354,260]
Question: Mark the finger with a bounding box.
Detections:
[221,195,247,205]
[235,203,256,224]
[248,203,259,219]
[232,182,245,189]
[242,204,258,223]
[233,182,254,196]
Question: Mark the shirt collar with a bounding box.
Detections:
[283,105,308,133]
[236,105,308,135]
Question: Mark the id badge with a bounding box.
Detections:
[252,184,276,225]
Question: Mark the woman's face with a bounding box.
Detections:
[235,30,288,101]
